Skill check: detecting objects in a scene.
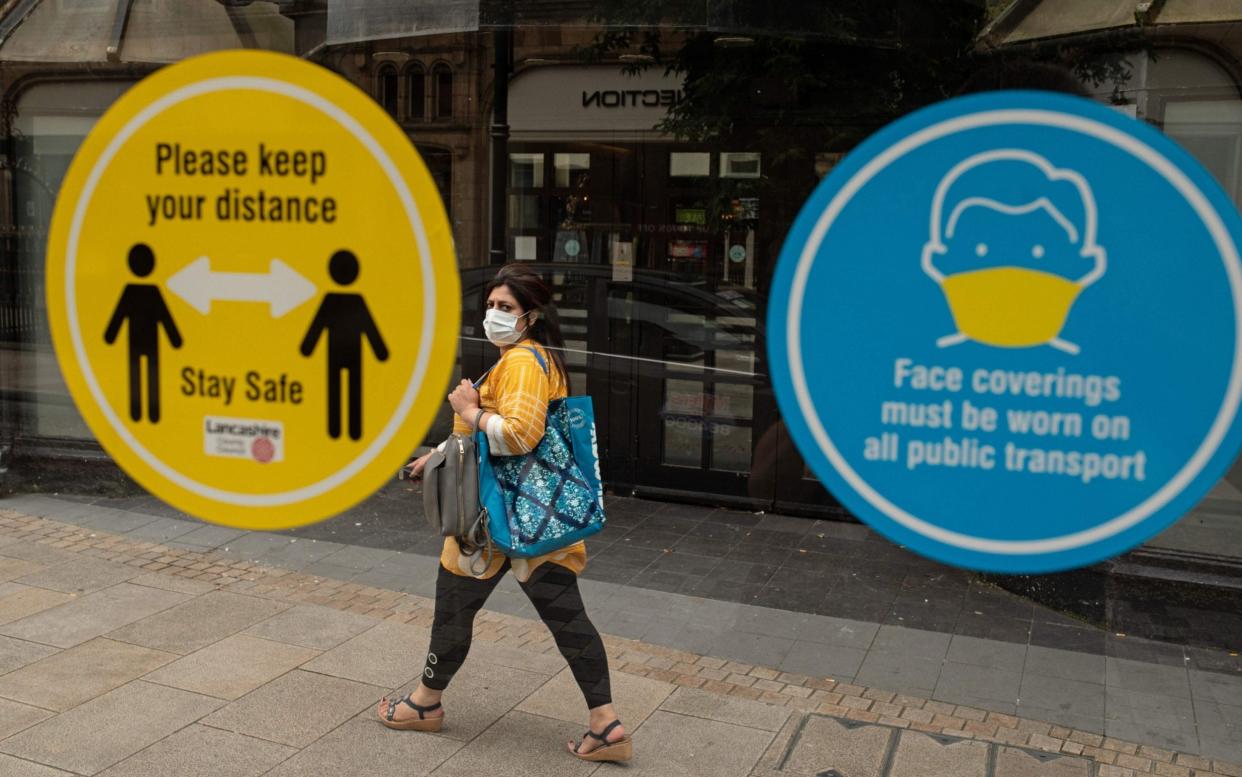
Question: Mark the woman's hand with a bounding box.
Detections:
[448,379,480,418]
[404,451,434,480]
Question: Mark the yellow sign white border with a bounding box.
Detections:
[47,51,460,529]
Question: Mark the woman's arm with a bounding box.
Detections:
[449,349,550,455]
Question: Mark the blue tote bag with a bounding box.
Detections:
[475,347,606,559]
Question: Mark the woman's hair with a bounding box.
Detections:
[484,263,570,385]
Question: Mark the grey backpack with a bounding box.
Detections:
[421,432,487,549]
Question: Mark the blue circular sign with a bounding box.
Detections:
[767,91,1242,572]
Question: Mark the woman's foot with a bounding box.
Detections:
[376,686,445,731]
[568,718,631,762]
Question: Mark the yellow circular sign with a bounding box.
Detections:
[46,50,460,530]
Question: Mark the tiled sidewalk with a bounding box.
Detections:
[7,492,1241,760]
[0,507,1238,776]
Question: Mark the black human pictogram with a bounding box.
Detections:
[299,250,389,440]
[103,243,184,423]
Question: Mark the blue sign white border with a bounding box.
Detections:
[769,91,1242,572]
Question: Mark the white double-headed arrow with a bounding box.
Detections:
[166,257,317,318]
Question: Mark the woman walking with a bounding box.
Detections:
[377,264,630,763]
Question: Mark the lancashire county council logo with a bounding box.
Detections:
[252,436,276,464]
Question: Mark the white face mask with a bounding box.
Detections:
[483,308,532,346]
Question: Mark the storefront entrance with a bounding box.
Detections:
[464,137,839,514]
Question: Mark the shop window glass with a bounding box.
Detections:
[513,235,538,261]
[720,152,761,178]
[663,379,705,467]
[406,64,426,120]
[433,64,453,119]
[418,145,452,220]
[508,195,541,229]
[377,64,398,117]
[712,425,752,472]
[554,153,590,187]
[10,81,133,439]
[509,153,544,188]
[713,382,754,422]
[1163,100,1242,207]
[670,152,710,177]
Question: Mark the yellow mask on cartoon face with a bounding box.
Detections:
[939,267,1082,348]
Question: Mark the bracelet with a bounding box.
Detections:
[473,408,487,431]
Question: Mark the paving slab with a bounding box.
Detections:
[0,637,176,711]
[1022,646,1106,685]
[1189,668,1242,706]
[74,510,160,534]
[0,753,75,777]
[888,730,989,777]
[311,545,399,572]
[707,630,795,667]
[994,746,1092,777]
[1105,687,1196,733]
[0,696,54,740]
[793,615,880,650]
[0,544,78,566]
[464,638,569,677]
[779,640,867,679]
[265,718,461,777]
[243,604,380,651]
[0,583,189,649]
[15,557,139,595]
[1018,673,1105,719]
[0,634,60,674]
[106,591,290,655]
[380,657,551,742]
[624,709,774,777]
[427,710,605,777]
[0,557,45,583]
[0,588,75,626]
[1105,658,1191,699]
[517,666,673,727]
[202,669,383,748]
[168,525,249,550]
[1103,718,1197,752]
[254,539,350,570]
[870,625,952,658]
[934,662,1021,707]
[779,715,894,777]
[96,724,296,777]
[300,621,428,688]
[127,572,218,596]
[143,634,319,700]
[947,635,1027,672]
[0,680,222,776]
[122,517,199,544]
[854,651,941,697]
[1014,704,1105,734]
[659,687,792,733]
[640,619,723,655]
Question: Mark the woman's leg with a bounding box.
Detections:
[518,563,624,753]
[378,562,505,722]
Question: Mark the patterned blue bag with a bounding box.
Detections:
[475,347,606,559]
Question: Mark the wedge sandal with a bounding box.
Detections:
[379,694,443,732]
[570,719,632,762]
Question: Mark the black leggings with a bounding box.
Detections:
[422,560,612,709]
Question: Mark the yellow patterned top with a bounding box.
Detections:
[440,340,588,581]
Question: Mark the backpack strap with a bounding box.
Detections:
[472,343,548,389]
[522,345,549,375]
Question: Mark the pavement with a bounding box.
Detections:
[0,495,1238,776]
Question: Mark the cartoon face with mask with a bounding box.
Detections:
[921,150,1106,355]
